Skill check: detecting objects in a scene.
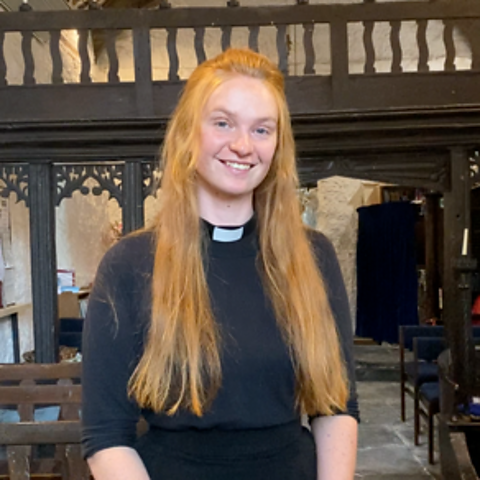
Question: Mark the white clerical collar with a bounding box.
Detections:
[212,226,244,243]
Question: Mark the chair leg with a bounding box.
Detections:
[401,378,406,422]
[414,390,420,446]
[428,407,435,464]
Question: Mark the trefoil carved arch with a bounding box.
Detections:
[0,161,162,207]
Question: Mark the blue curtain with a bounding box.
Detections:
[355,202,418,344]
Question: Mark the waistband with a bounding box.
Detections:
[141,421,306,459]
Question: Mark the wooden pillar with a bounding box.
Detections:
[424,193,441,321]
[122,161,144,235]
[28,163,58,363]
[443,148,475,397]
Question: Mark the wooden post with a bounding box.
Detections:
[122,161,144,235]
[28,163,58,363]
[443,147,475,399]
[424,192,441,321]
[133,27,154,116]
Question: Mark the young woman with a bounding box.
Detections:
[82,48,359,480]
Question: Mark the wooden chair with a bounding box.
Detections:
[414,335,480,465]
[412,337,447,464]
[399,325,444,422]
[0,362,90,480]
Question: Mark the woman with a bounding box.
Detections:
[82,48,359,480]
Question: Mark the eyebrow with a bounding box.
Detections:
[209,108,277,124]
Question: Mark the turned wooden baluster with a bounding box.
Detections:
[390,21,402,73]
[194,28,206,65]
[443,20,456,72]
[106,30,120,83]
[363,20,375,74]
[166,28,179,81]
[50,30,64,85]
[248,26,259,53]
[19,1,35,86]
[78,30,92,84]
[303,22,315,75]
[221,0,239,52]
[417,20,429,72]
[276,24,288,76]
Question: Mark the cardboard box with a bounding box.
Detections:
[58,291,81,319]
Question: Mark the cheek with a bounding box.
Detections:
[261,139,278,165]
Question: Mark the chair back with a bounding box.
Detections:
[414,337,447,363]
[0,362,89,480]
[399,325,445,351]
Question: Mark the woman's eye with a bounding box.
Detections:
[255,127,269,136]
[215,120,229,129]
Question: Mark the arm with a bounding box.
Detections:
[88,447,150,480]
[311,415,358,480]
[82,236,151,476]
[309,231,360,478]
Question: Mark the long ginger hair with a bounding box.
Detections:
[128,48,348,417]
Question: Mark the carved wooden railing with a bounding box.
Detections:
[0,1,480,121]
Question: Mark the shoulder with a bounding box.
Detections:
[96,230,155,284]
[306,228,337,263]
[305,228,343,288]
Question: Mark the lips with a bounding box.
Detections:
[219,159,254,171]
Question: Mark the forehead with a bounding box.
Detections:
[203,75,278,120]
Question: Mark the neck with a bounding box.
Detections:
[197,191,254,226]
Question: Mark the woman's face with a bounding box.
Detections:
[196,75,278,209]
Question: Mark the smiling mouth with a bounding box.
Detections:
[220,160,253,171]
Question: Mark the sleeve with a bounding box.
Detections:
[309,231,360,423]
[81,241,143,459]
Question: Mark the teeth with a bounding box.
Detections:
[225,161,250,171]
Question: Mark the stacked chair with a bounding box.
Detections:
[399,325,480,464]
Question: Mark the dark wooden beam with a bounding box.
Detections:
[28,163,58,363]
[122,160,144,234]
[442,147,476,400]
[2,3,480,32]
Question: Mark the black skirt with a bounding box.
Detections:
[135,421,317,480]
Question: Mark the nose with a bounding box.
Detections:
[229,130,253,156]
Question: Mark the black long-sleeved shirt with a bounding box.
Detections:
[81,219,359,459]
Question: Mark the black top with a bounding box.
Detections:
[81,218,359,459]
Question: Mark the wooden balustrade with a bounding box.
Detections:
[0,362,88,480]
[0,2,479,89]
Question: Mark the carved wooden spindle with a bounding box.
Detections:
[78,30,92,83]
[416,20,429,72]
[0,32,7,86]
[50,30,64,85]
[21,31,35,85]
[194,28,206,65]
[276,25,288,76]
[19,0,35,85]
[221,26,232,52]
[389,21,402,73]
[443,20,456,72]
[248,27,259,53]
[105,30,119,83]
[363,21,375,74]
[303,23,315,75]
[167,28,179,81]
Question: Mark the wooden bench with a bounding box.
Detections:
[0,362,90,480]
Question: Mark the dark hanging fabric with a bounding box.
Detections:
[356,202,418,344]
